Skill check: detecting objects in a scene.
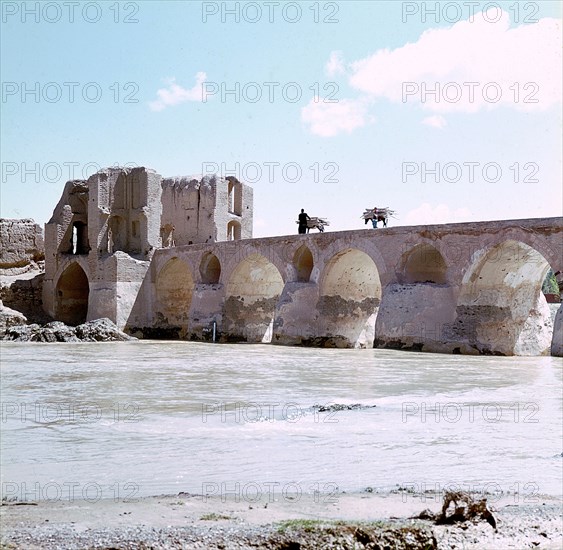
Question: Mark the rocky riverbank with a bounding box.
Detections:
[2,318,135,342]
[1,491,561,549]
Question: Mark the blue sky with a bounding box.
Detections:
[1,0,561,237]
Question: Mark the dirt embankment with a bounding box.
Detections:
[1,491,561,549]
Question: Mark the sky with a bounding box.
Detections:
[1,0,562,238]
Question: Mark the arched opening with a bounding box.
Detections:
[227,177,242,216]
[155,258,195,337]
[224,254,284,342]
[200,252,221,284]
[59,218,89,255]
[399,243,447,284]
[318,248,382,347]
[55,263,89,325]
[227,220,241,241]
[453,240,554,355]
[65,185,89,255]
[72,221,89,255]
[293,245,313,282]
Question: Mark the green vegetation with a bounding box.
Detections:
[276,519,326,533]
[542,269,560,296]
[199,513,233,521]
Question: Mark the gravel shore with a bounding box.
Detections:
[1,491,561,549]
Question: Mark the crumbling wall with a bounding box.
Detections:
[160,174,253,246]
[0,219,48,325]
[161,175,217,245]
[0,273,48,324]
[88,167,162,259]
[0,219,44,269]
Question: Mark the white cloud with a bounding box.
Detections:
[422,115,447,128]
[403,203,472,225]
[149,72,208,111]
[301,98,372,137]
[325,50,346,77]
[348,11,562,113]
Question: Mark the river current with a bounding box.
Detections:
[1,342,561,503]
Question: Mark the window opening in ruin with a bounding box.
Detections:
[228,180,235,213]
[71,222,89,255]
[72,226,78,254]
[227,220,241,241]
[228,180,243,216]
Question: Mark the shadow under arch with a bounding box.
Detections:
[316,248,382,347]
[293,244,314,282]
[451,240,554,355]
[55,262,89,325]
[200,252,221,284]
[223,253,284,343]
[155,257,195,338]
[398,243,447,284]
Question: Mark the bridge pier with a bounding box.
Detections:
[311,295,379,348]
[374,283,457,353]
[188,284,224,341]
[272,282,320,345]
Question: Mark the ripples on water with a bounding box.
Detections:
[1,342,561,501]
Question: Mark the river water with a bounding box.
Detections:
[1,342,561,504]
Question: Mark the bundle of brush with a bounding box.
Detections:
[362,208,396,227]
[296,217,329,233]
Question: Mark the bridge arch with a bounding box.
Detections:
[221,243,288,285]
[398,243,448,284]
[199,252,221,284]
[55,262,90,325]
[293,244,314,282]
[155,257,195,337]
[223,253,284,342]
[453,240,555,355]
[317,248,382,347]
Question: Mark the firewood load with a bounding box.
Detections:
[296,217,329,233]
[362,207,396,227]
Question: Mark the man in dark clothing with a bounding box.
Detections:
[298,208,310,234]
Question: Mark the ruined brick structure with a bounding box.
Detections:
[0,219,44,269]
[42,167,252,327]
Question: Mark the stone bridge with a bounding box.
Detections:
[47,217,563,356]
[118,217,561,356]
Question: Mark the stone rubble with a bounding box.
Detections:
[2,318,135,342]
